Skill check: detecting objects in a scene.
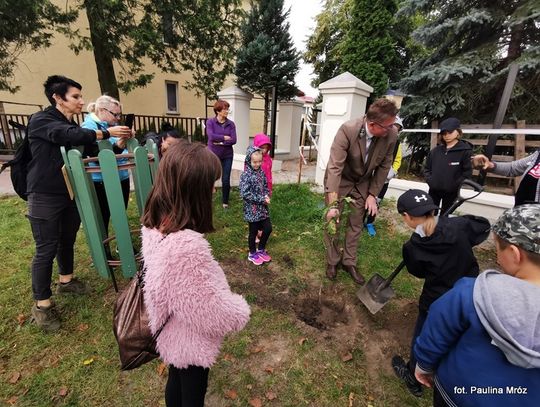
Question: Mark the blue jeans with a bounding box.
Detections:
[220,156,233,205]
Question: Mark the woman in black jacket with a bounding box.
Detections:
[27,75,131,332]
[390,189,490,398]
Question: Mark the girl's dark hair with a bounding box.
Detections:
[43,75,82,105]
[141,142,221,234]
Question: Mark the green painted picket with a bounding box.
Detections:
[61,140,156,280]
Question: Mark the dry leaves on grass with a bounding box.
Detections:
[250,346,264,354]
[341,352,353,362]
[263,366,274,373]
[224,389,238,400]
[58,387,68,397]
[8,372,21,384]
[16,314,26,326]
[348,392,355,407]
[265,391,277,400]
[222,353,235,362]
[82,358,94,366]
[298,337,307,346]
[6,396,18,405]
[77,323,89,332]
[249,398,263,407]
[157,362,167,376]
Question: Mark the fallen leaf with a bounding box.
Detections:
[77,323,89,332]
[222,353,235,362]
[298,337,307,346]
[249,398,262,407]
[224,389,238,400]
[6,396,17,405]
[16,314,26,326]
[367,394,375,401]
[264,366,274,373]
[246,384,253,390]
[8,372,21,384]
[250,346,264,354]
[341,353,353,362]
[82,358,94,366]
[58,386,68,397]
[157,362,167,376]
[348,392,355,407]
[266,391,277,400]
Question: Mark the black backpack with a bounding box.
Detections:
[0,123,31,201]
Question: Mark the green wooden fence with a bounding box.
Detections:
[61,139,160,285]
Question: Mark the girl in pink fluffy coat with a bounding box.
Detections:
[141,141,251,407]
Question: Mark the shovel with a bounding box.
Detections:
[357,179,484,314]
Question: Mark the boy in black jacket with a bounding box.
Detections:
[391,189,490,397]
[424,117,472,214]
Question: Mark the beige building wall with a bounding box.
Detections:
[0,0,252,119]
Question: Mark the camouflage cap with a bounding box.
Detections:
[492,204,540,254]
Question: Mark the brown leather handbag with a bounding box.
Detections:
[113,267,170,371]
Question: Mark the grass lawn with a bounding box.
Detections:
[0,184,495,406]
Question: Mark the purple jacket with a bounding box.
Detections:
[142,227,251,369]
[206,116,237,159]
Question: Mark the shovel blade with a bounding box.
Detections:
[357,273,396,314]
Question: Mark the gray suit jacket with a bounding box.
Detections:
[324,117,397,202]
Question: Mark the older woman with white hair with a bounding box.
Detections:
[81,95,132,254]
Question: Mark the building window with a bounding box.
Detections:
[166,81,178,114]
[162,14,174,45]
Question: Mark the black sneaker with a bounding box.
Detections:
[392,355,423,397]
[31,303,61,332]
[56,277,90,295]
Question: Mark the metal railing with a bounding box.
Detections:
[0,113,207,154]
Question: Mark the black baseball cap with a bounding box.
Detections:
[439,117,461,134]
[397,189,439,216]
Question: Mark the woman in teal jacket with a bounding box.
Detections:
[81,95,131,249]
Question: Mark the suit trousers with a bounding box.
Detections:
[324,190,366,266]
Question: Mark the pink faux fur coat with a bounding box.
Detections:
[142,227,251,369]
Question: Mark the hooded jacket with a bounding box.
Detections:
[253,133,273,195]
[239,146,270,223]
[424,140,473,193]
[402,215,490,312]
[414,271,540,406]
[142,227,251,369]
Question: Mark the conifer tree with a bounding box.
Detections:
[235,0,301,133]
[338,0,401,98]
[397,0,540,123]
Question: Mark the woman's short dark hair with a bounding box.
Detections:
[213,99,230,115]
[43,75,82,105]
[141,142,221,234]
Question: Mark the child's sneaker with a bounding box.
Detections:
[248,252,264,266]
[257,250,271,263]
[366,223,376,237]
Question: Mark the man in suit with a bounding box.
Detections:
[324,98,398,284]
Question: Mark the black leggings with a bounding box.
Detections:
[248,218,272,253]
[165,365,209,407]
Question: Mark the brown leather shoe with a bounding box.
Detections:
[343,265,365,285]
[326,264,338,280]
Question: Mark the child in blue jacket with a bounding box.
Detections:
[239,146,272,266]
[414,204,540,407]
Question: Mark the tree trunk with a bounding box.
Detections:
[507,23,523,62]
[84,1,120,100]
[263,91,270,134]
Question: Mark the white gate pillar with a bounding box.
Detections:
[315,72,373,186]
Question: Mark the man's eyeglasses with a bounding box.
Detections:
[104,108,122,119]
[370,121,395,131]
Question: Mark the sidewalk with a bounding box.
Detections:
[0,158,318,197]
